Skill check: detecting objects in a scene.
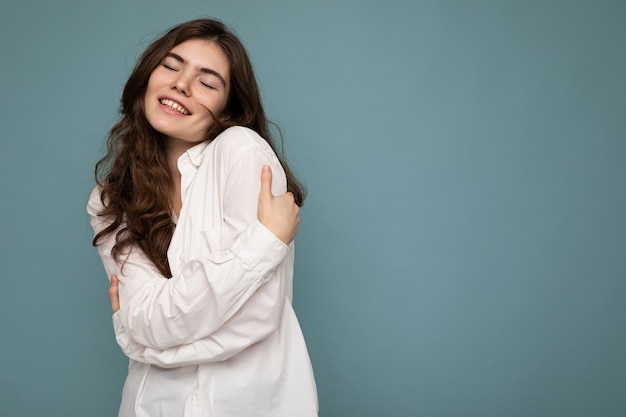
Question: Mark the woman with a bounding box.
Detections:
[87,19,318,417]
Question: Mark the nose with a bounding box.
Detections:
[172,72,191,96]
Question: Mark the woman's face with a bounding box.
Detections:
[144,38,231,147]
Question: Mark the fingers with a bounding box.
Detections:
[109,275,121,314]
[284,191,297,206]
[259,165,273,198]
[257,165,300,244]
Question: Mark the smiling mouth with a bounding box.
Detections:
[159,98,191,115]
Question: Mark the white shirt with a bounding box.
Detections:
[88,126,318,417]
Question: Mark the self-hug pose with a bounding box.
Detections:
[88,18,318,417]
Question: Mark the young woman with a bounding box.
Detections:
[87,19,318,417]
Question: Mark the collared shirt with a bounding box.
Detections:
[88,126,318,417]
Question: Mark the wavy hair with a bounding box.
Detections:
[93,18,306,277]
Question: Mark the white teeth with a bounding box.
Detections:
[159,99,190,115]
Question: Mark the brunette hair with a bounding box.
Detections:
[93,18,306,277]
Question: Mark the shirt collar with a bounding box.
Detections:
[177,140,209,174]
[177,140,211,203]
[184,140,210,168]
[176,140,210,184]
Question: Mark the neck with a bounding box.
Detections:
[166,138,190,167]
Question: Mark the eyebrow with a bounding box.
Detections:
[165,52,227,87]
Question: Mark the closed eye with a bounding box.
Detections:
[200,81,216,90]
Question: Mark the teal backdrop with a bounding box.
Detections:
[1,1,624,416]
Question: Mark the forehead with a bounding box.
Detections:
[168,39,230,81]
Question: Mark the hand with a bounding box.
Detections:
[109,275,121,313]
[257,165,300,244]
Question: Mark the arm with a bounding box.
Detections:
[88,140,297,352]
[107,252,290,368]
[104,164,296,367]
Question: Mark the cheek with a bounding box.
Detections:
[202,94,229,120]
[145,77,159,98]
[146,68,168,94]
[215,93,230,120]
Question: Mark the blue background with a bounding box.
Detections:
[1,1,625,416]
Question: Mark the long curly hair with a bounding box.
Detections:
[93,19,306,277]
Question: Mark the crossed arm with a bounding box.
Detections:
[108,165,298,313]
[90,156,301,367]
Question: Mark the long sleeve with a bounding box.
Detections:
[88,127,291,356]
[111,250,291,367]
